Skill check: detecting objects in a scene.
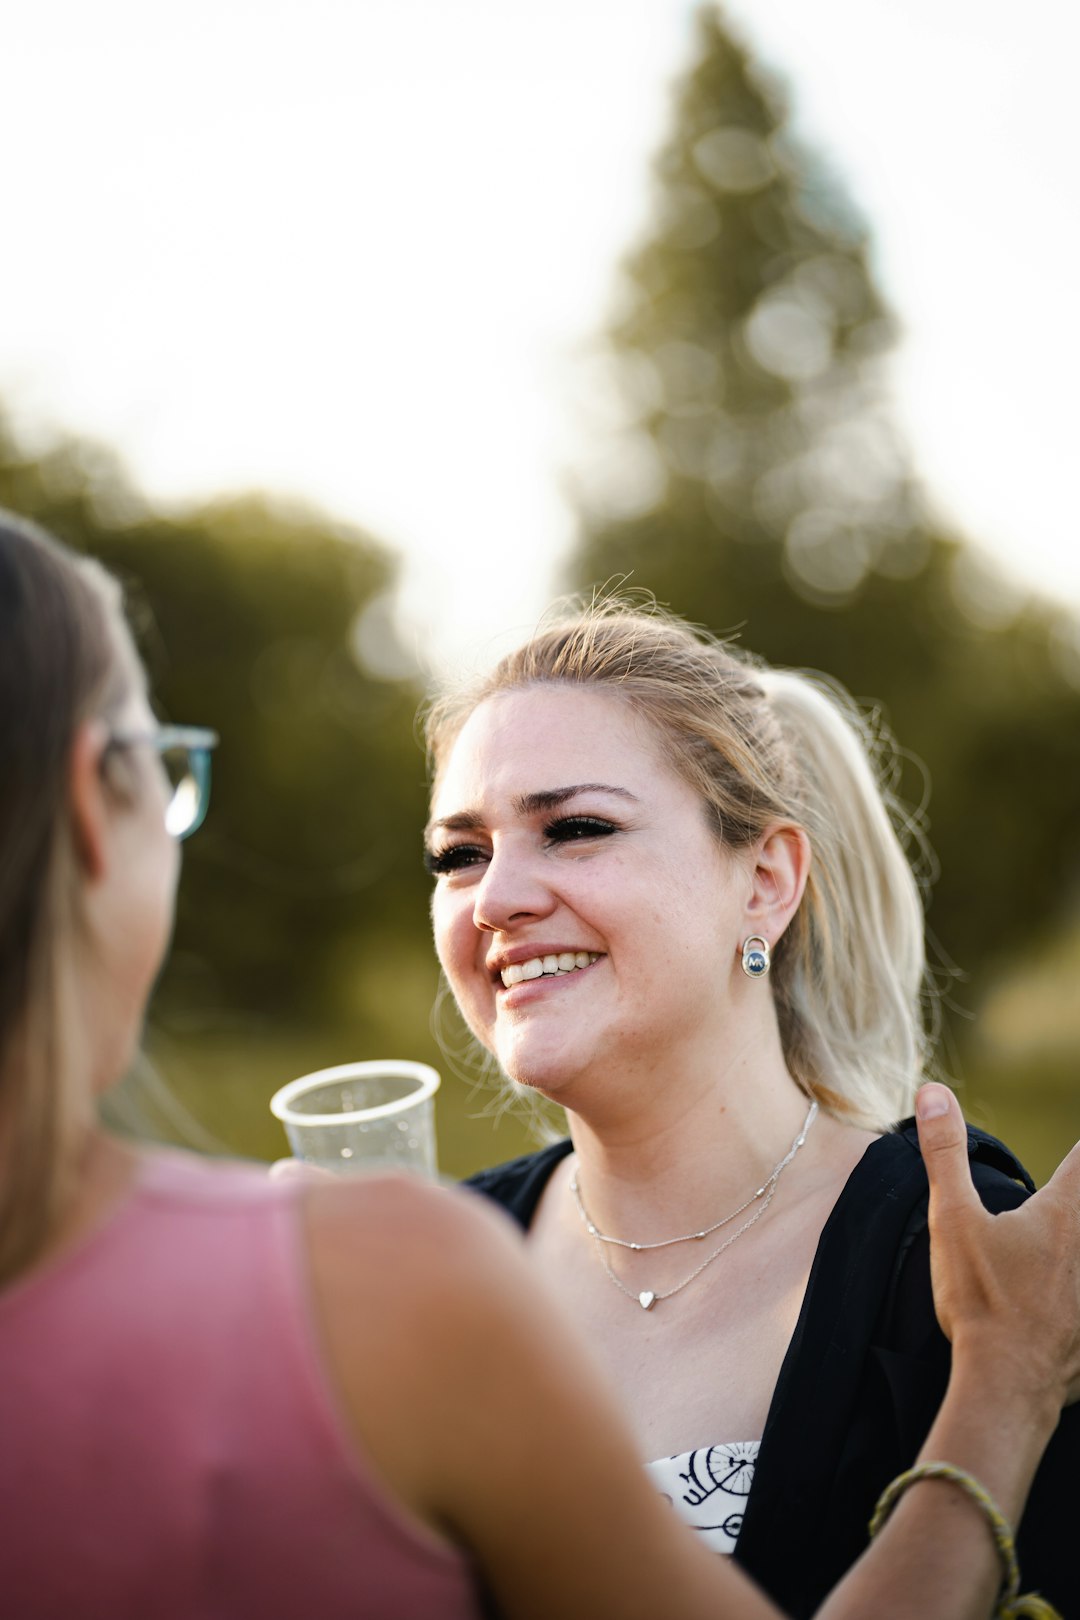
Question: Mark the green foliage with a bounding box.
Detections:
[570,6,1080,1036]
[0,408,542,1172]
[0,412,429,1028]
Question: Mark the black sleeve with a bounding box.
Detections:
[462,1139,573,1230]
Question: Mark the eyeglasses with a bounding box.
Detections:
[105,725,220,840]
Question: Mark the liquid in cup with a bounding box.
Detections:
[270,1061,440,1177]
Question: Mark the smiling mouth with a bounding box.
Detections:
[500,952,601,988]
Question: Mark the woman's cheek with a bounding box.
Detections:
[433,895,473,992]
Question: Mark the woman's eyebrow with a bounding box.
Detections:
[514,784,639,815]
[425,784,638,840]
[424,809,484,839]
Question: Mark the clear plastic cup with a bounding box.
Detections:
[270,1060,440,1177]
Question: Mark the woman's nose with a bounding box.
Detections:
[472,843,557,934]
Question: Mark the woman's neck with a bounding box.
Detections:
[23,1128,140,1278]
[564,1046,818,1248]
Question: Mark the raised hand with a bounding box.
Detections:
[915,1082,1080,1408]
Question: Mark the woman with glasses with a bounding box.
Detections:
[0,507,1078,1620]
[103,725,219,841]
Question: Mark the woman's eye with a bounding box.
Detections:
[423,843,488,877]
[545,816,617,844]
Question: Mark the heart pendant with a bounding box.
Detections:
[638,1290,657,1311]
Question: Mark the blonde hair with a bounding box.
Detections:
[425,598,929,1131]
[0,511,140,1282]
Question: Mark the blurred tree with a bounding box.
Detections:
[568,6,1080,1034]
[0,406,542,1175]
[0,408,431,1033]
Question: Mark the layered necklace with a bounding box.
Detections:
[569,1097,819,1311]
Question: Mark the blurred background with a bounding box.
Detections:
[3,0,1078,1182]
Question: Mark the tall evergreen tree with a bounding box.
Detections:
[573,6,921,599]
[570,6,1080,1028]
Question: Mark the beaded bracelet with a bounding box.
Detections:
[869,1462,1061,1620]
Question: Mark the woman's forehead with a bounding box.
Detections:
[431,684,671,809]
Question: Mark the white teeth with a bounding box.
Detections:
[500,952,600,988]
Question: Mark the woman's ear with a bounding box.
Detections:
[745,823,811,941]
[68,720,111,882]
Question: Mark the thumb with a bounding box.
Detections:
[915,1083,977,1219]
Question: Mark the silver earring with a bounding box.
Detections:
[741,935,771,979]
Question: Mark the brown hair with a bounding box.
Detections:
[0,511,139,1281]
[426,598,929,1130]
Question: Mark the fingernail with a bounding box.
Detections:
[916,1084,949,1120]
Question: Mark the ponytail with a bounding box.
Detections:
[757,671,927,1129]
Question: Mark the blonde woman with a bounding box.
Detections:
[1,511,1078,1620]
[421,602,1080,1617]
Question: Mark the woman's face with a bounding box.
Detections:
[427,683,756,1108]
[87,689,181,1076]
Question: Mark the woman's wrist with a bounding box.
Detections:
[923,1352,1060,1531]
[949,1330,1065,1438]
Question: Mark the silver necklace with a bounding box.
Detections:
[570,1098,818,1311]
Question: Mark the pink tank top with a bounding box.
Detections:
[0,1151,483,1620]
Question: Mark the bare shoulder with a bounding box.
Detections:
[304,1172,522,1307]
[299,1172,578,1535]
[301,1173,534,1414]
[299,1174,780,1620]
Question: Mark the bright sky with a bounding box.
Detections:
[2,0,1077,670]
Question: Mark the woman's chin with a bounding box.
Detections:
[498,1049,580,1104]
[506,1055,617,1117]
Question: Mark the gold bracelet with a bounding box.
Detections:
[869,1462,1061,1620]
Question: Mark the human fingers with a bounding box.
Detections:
[915,1083,996,1353]
[267,1157,333,1183]
[914,1083,980,1224]
[1024,1137,1080,1405]
[920,1091,1080,1409]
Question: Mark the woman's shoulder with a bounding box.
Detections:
[780,1118,1038,1358]
[462,1139,574,1228]
[136,1145,291,1206]
[810,1118,1037,1361]
[304,1170,542,1319]
[867,1117,1035,1209]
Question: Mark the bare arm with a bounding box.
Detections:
[304,1089,1080,1620]
[307,1172,778,1620]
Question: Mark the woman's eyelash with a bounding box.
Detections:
[544,815,617,843]
[423,817,617,877]
[423,844,486,876]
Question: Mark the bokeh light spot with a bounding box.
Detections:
[783,509,870,601]
[949,549,1024,631]
[693,127,775,194]
[744,293,832,380]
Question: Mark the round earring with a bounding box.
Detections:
[741,935,771,979]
